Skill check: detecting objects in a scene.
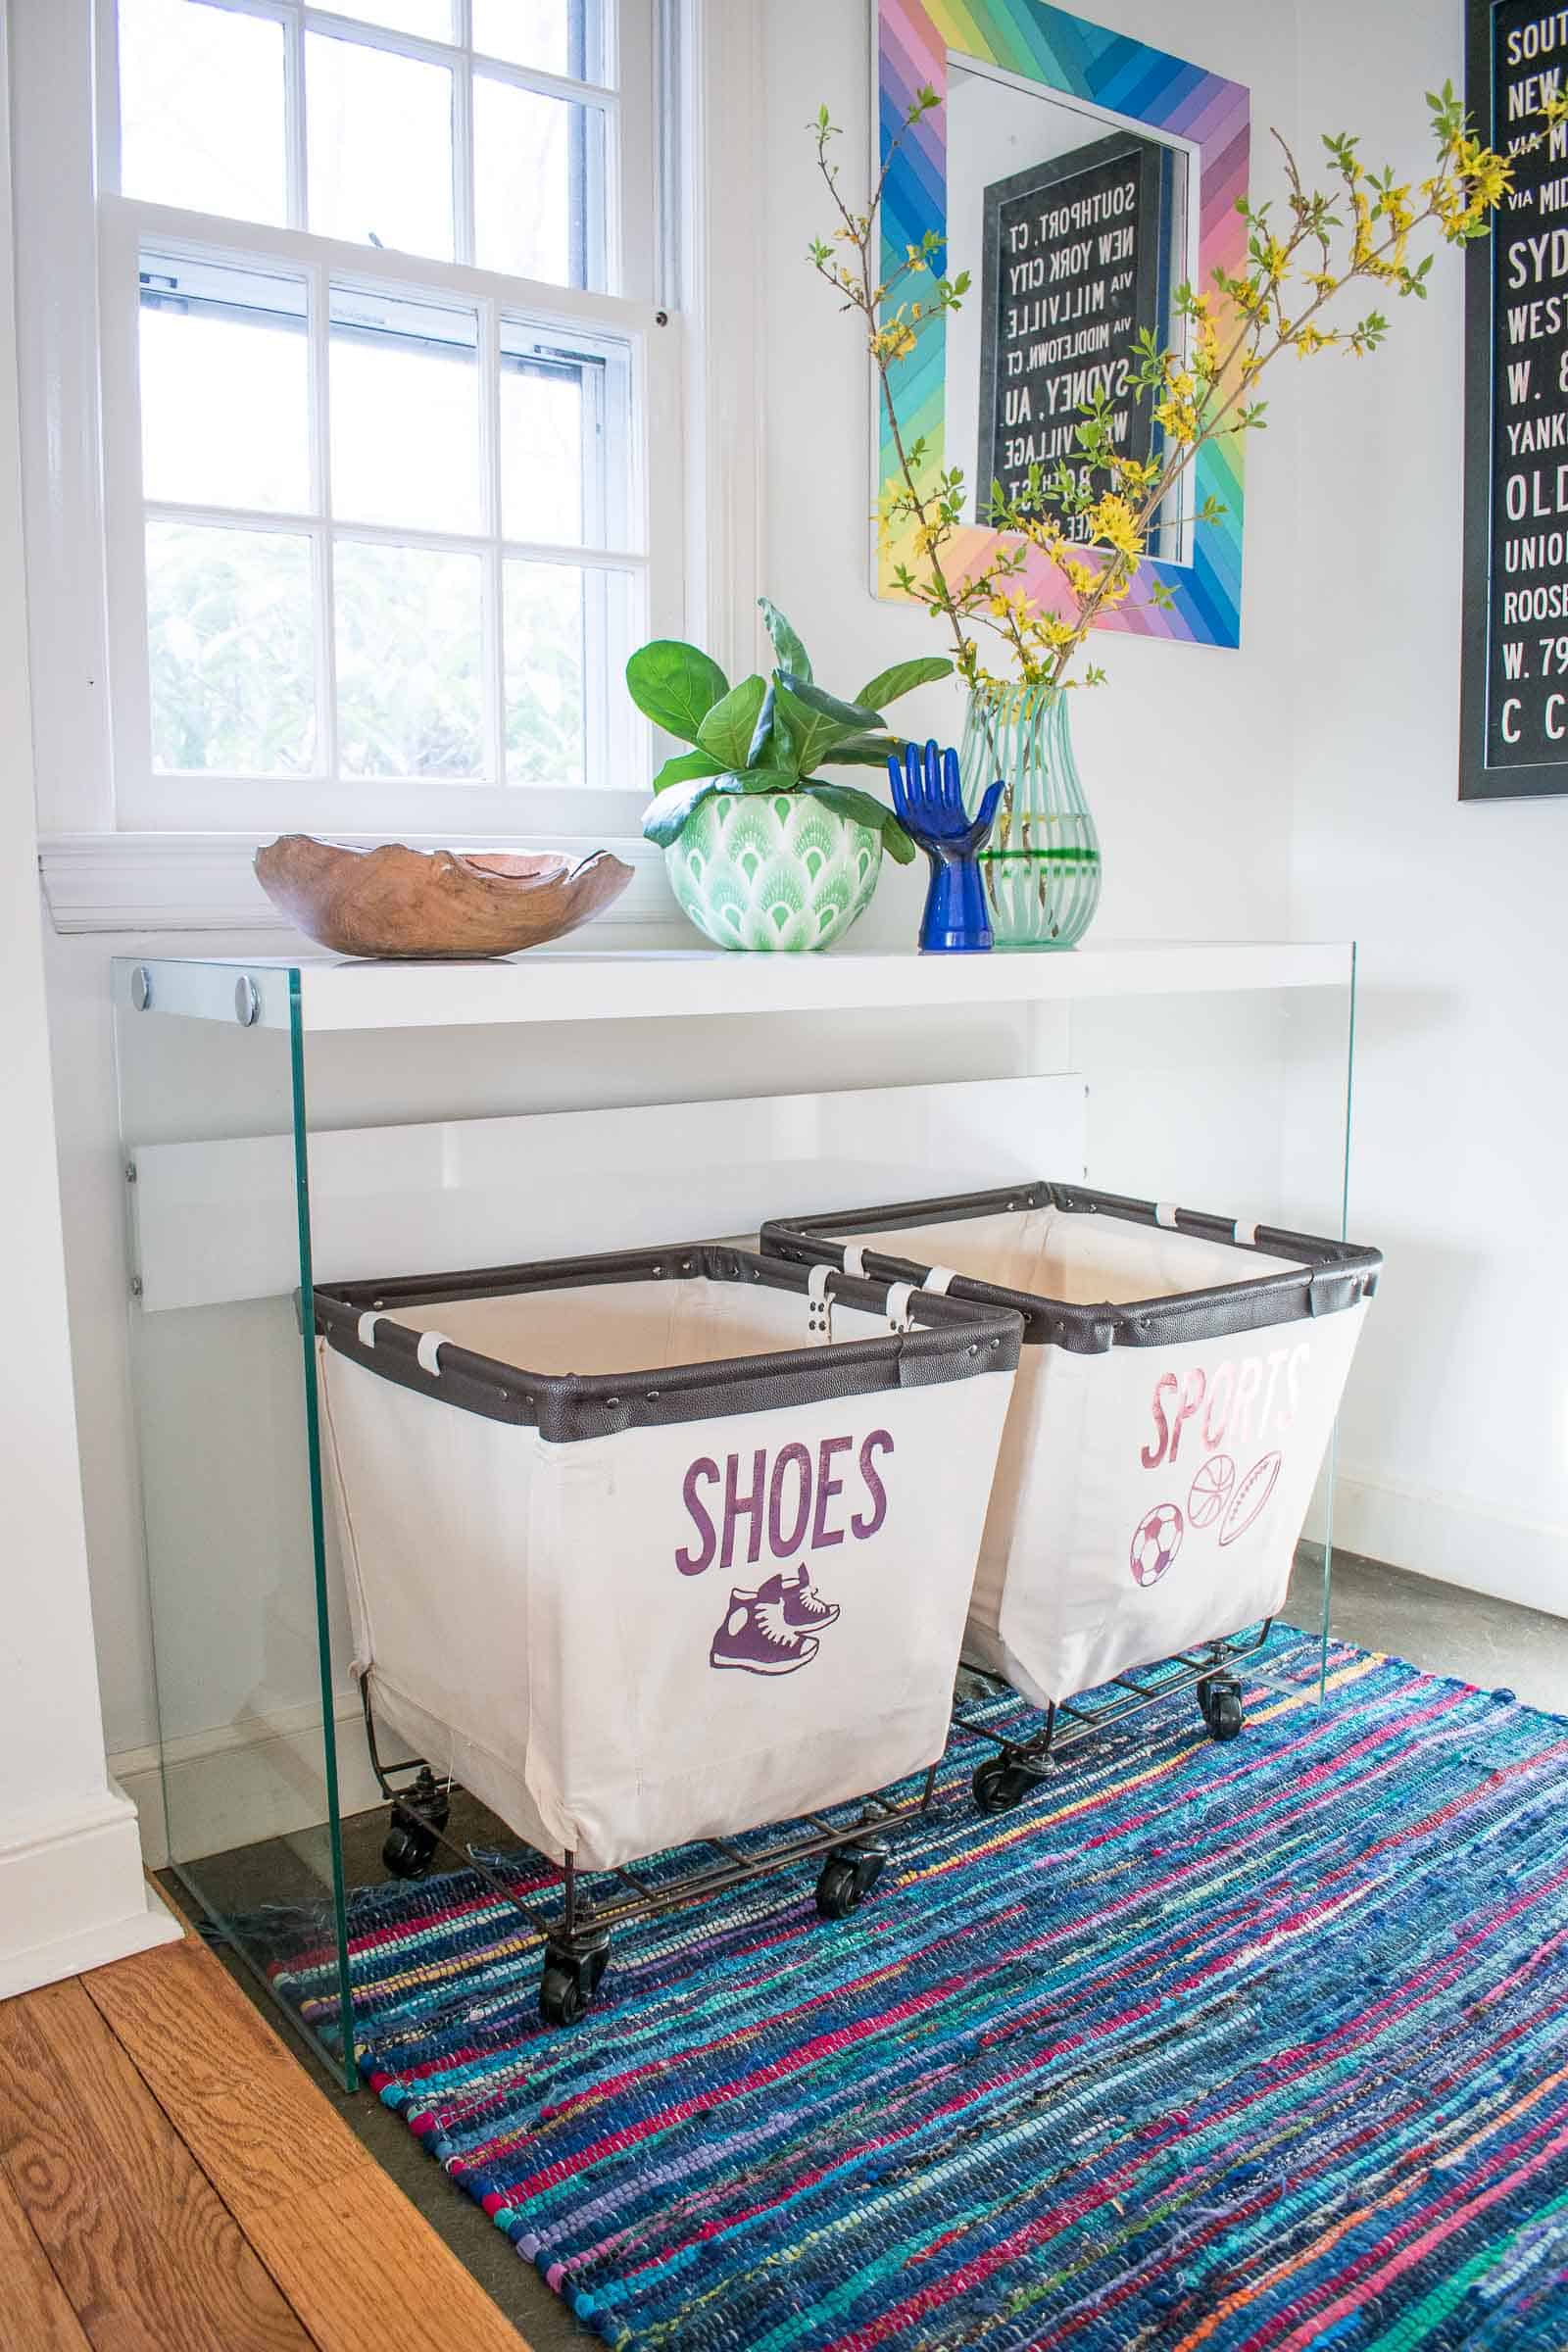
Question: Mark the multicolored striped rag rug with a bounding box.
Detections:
[267,1633,1568,2349]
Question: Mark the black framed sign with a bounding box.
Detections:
[1461,0,1568,798]
[976,128,1166,528]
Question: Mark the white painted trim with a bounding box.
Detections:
[10,0,115,833]
[39,828,675,934]
[676,0,764,678]
[111,1694,400,1871]
[1329,1465,1568,1624]
[0,1788,182,2001]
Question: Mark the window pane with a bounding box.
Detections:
[472,0,607,80]
[334,1,455,35]
[329,291,480,534]
[306,33,454,260]
[335,542,483,776]
[119,0,286,223]
[499,361,583,545]
[147,521,315,774]
[505,560,584,783]
[140,257,309,514]
[474,76,604,289]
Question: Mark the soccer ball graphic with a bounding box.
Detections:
[1130,1502,1184,1587]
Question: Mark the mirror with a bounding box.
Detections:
[874,1,1250,651]
[944,59,1194,556]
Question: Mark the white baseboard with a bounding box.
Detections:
[113,1693,407,1871]
[1326,1466,1568,1622]
[0,1786,183,2001]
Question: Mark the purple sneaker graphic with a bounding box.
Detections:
[778,1562,841,1631]
[710,1574,821,1675]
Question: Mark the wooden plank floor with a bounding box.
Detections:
[0,1921,529,2352]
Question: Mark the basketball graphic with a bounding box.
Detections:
[1188,1453,1236,1531]
[1219,1450,1283,1547]
[1130,1502,1184,1587]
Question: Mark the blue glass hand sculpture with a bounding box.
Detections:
[888,739,1004,955]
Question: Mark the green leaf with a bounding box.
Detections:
[759,597,812,683]
[625,639,729,741]
[772,679,858,778]
[747,681,779,768]
[641,774,723,846]
[817,731,906,767]
[641,765,799,847]
[855,656,954,709]
[799,780,915,862]
[650,746,724,795]
[779,670,883,730]
[695,674,769,769]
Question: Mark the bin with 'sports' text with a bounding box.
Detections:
[761,1185,1380,1711]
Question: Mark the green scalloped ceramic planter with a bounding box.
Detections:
[664,791,884,953]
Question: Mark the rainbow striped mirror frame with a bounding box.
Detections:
[875,0,1250,651]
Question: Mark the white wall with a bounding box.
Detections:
[0,2,177,1992]
[1292,0,1568,1618]
[760,0,1302,955]
[50,0,1563,1870]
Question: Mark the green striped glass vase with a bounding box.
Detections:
[959,680,1102,950]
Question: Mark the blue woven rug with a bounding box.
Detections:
[266,1632,1568,2349]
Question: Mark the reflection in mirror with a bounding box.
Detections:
[945,57,1194,560]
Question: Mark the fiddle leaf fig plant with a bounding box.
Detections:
[631,597,953,861]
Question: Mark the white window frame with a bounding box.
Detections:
[18,0,699,855]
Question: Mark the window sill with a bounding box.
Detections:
[38,828,671,936]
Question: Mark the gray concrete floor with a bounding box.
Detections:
[1292,1545,1568,1713]
[169,1548,1568,2350]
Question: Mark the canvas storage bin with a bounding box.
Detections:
[314,1243,1021,1871]
[761,1186,1381,1709]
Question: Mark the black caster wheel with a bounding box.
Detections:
[814,1841,888,1922]
[1199,1678,1245,1741]
[537,1930,611,2027]
[381,1776,451,1880]
[382,1823,437,1880]
[539,1965,585,2028]
[972,1756,1043,1813]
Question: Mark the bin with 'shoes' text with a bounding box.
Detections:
[312,1242,1021,2020]
[760,1186,1380,1734]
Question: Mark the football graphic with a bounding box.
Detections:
[1188,1452,1237,1530]
[1130,1502,1184,1587]
[1219,1450,1283,1547]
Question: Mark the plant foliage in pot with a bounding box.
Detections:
[632,599,952,951]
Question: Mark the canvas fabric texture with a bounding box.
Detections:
[318,1276,1015,1869]
[811,1210,1368,1707]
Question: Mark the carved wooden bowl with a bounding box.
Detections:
[253,836,635,958]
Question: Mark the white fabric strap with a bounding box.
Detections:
[357,1311,385,1348]
[1234,1218,1258,1248]
[922,1265,956,1296]
[806,1262,834,1346]
[1154,1201,1179,1231]
[416,1330,449,1375]
[842,1244,866,1278]
[886,1281,915,1333]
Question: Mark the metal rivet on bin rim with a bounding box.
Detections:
[130,963,153,1010]
[234,974,261,1027]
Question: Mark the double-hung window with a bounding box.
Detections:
[90,0,676,835]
